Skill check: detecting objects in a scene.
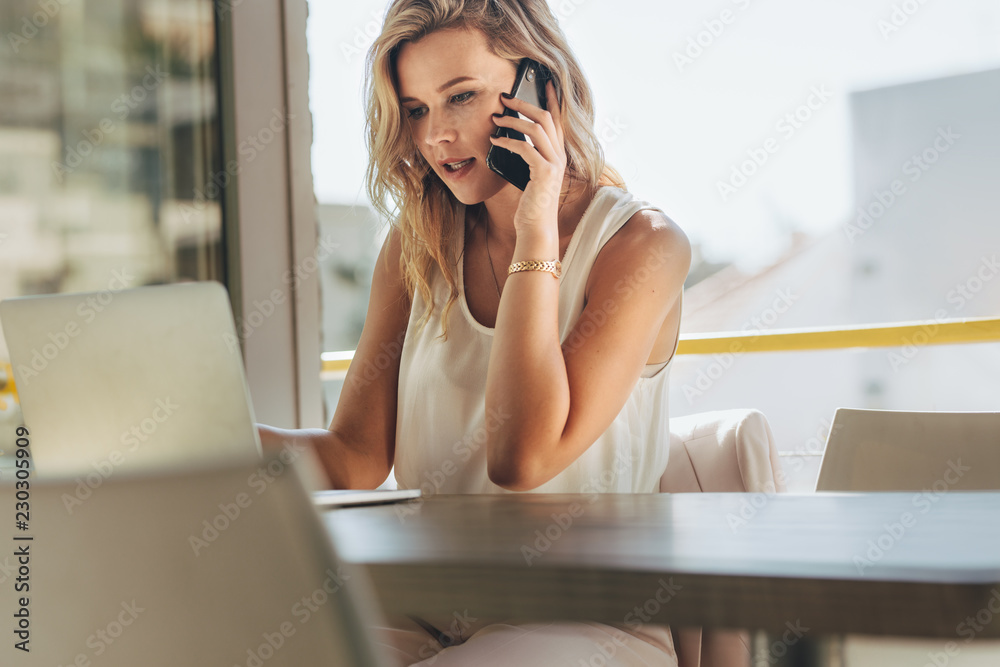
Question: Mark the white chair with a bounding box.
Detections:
[662,408,786,667]
[817,407,1000,492]
[2,455,390,666]
[817,408,1000,667]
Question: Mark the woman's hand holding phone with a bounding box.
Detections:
[489,78,567,240]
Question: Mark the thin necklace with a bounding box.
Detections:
[484,210,502,300]
[482,186,573,300]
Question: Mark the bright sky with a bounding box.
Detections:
[307,0,1000,270]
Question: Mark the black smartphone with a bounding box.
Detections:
[486,58,554,191]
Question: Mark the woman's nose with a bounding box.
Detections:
[422,110,457,146]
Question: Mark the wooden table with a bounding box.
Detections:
[323,492,1000,643]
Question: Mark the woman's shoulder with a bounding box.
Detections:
[587,190,691,289]
[593,187,689,257]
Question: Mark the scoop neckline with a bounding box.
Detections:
[457,186,611,335]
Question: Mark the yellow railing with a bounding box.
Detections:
[320,316,1000,377]
[2,318,997,392]
[0,361,16,410]
[674,315,1000,355]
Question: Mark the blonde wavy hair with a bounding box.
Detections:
[363,0,625,336]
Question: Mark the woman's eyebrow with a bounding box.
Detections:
[400,76,479,103]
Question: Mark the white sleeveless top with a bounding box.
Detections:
[394,185,678,494]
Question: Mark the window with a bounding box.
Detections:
[1,0,224,437]
[307,1,1000,489]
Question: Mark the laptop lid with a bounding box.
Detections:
[0,281,261,479]
[0,455,389,666]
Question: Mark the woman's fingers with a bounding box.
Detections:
[493,82,564,166]
[491,113,557,163]
[499,88,559,141]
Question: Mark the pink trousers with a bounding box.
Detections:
[374,615,679,667]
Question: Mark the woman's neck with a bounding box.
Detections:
[477,176,592,250]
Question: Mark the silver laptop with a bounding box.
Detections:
[0,280,420,507]
[0,281,261,479]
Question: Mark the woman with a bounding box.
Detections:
[259,0,690,663]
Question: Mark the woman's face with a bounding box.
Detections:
[396,27,517,205]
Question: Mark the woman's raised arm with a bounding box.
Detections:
[486,209,690,491]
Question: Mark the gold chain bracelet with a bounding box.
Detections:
[508,260,561,279]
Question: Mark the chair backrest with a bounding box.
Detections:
[815,408,1000,491]
[661,408,785,494]
[1,455,388,666]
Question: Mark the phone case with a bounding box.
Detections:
[486,58,554,191]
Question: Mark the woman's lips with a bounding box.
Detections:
[442,158,475,179]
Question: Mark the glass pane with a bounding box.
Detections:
[0,0,224,443]
[306,0,385,422]
[307,1,1000,426]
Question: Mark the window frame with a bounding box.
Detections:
[217,0,322,429]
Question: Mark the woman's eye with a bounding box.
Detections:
[405,92,474,120]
